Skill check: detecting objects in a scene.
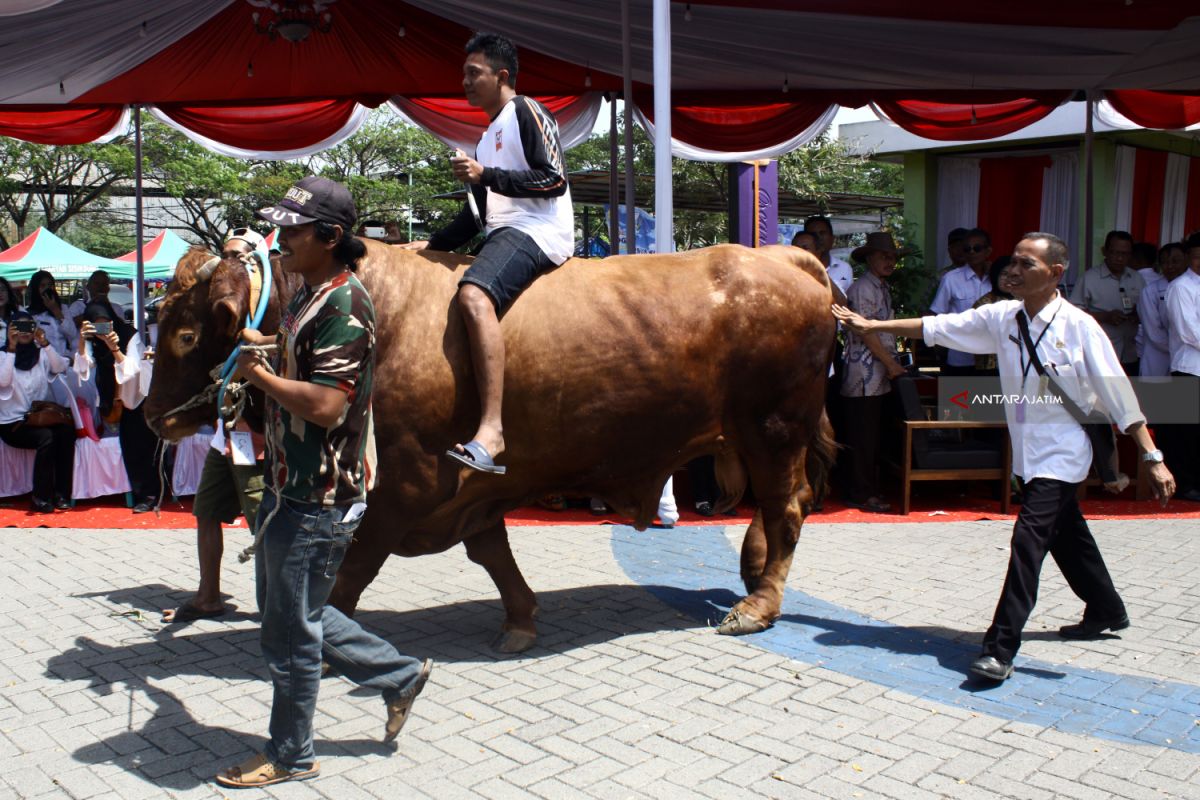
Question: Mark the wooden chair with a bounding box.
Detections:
[890,377,1013,515]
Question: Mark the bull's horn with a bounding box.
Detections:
[195,256,220,282]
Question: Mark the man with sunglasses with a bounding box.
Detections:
[929,228,994,375]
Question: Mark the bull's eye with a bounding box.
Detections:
[180,333,196,346]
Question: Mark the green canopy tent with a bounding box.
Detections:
[114,229,193,279]
[0,226,132,282]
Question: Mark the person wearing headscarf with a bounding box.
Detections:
[25,270,78,359]
[74,302,162,513]
[0,310,74,512]
[0,277,22,345]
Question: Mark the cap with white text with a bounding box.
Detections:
[256,176,357,230]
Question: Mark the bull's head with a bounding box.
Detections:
[143,246,260,441]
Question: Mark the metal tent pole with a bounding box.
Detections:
[651,0,673,253]
[621,0,635,253]
[609,94,619,252]
[1082,92,1097,280]
[134,104,147,343]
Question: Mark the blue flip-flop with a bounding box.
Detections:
[445,440,507,475]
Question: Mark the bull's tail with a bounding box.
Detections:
[805,409,838,507]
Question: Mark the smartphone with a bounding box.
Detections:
[363,226,387,239]
[11,319,35,333]
[93,321,113,336]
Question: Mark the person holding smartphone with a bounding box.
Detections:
[75,303,162,512]
[26,270,78,359]
[0,277,22,346]
[0,310,73,512]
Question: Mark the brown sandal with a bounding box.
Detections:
[215,753,319,788]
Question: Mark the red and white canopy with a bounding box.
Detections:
[0,1,1198,157]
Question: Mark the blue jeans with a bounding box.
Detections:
[255,492,424,770]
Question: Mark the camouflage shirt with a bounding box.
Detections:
[264,270,377,507]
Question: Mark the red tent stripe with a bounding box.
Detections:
[156,100,359,151]
[875,96,1068,142]
[1106,90,1200,130]
[977,156,1050,258]
[1130,149,1168,244]
[1185,158,1200,240]
[116,230,165,263]
[0,228,41,263]
[0,106,124,146]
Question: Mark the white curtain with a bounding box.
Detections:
[631,102,838,162]
[1160,153,1191,245]
[1040,152,1079,282]
[935,156,980,269]
[1112,145,1136,233]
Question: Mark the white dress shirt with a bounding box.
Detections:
[0,346,68,424]
[1165,269,1200,376]
[929,265,993,366]
[826,257,854,297]
[73,335,150,410]
[1136,273,1171,377]
[1068,262,1145,364]
[922,293,1145,484]
[31,310,78,359]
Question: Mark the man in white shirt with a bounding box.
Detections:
[804,215,853,299]
[1069,230,1145,376]
[834,231,1174,684]
[942,227,969,275]
[1136,242,1186,378]
[403,33,572,477]
[1163,232,1200,502]
[68,270,125,328]
[929,228,994,375]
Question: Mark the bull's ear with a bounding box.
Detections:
[212,297,242,339]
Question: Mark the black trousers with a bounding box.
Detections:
[982,477,1125,664]
[841,394,886,503]
[119,403,163,502]
[1160,371,1200,492]
[0,420,74,502]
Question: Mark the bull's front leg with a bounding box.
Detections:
[719,490,805,635]
[463,523,540,653]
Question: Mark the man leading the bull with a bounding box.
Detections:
[833,232,1174,684]
[218,177,431,788]
[402,32,574,475]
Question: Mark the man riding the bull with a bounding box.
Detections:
[402,32,574,475]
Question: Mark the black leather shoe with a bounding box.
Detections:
[132,501,154,514]
[1058,612,1130,639]
[969,654,1013,682]
[694,501,716,517]
[53,496,71,510]
[30,498,53,514]
[1176,488,1200,503]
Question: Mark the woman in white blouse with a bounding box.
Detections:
[0,277,22,344]
[25,270,78,359]
[0,310,74,512]
[76,302,161,513]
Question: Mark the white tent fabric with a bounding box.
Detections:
[148,103,371,161]
[935,157,981,267]
[388,93,604,154]
[1160,153,1191,245]
[0,0,232,104]
[1112,146,1137,233]
[630,102,838,162]
[1095,99,1200,132]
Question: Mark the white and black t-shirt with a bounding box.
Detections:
[431,96,574,264]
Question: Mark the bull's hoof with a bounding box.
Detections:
[491,628,537,653]
[716,607,772,636]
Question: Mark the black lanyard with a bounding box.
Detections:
[1017,303,1062,381]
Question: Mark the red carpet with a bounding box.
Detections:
[3,494,1194,529]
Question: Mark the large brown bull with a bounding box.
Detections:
[145,241,835,652]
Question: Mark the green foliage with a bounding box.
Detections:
[58,214,135,258]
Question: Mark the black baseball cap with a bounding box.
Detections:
[256,176,357,230]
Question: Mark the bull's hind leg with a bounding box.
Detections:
[463,523,540,653]
[719,448,814,636]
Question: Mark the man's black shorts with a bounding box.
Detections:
[460,227,556,312]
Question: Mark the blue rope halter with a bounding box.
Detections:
[216,252,273,415]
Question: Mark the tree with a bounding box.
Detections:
[0,136,135,250]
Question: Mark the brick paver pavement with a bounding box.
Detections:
[0,516,1197,799]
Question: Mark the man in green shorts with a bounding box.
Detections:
[162,229,267,624]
